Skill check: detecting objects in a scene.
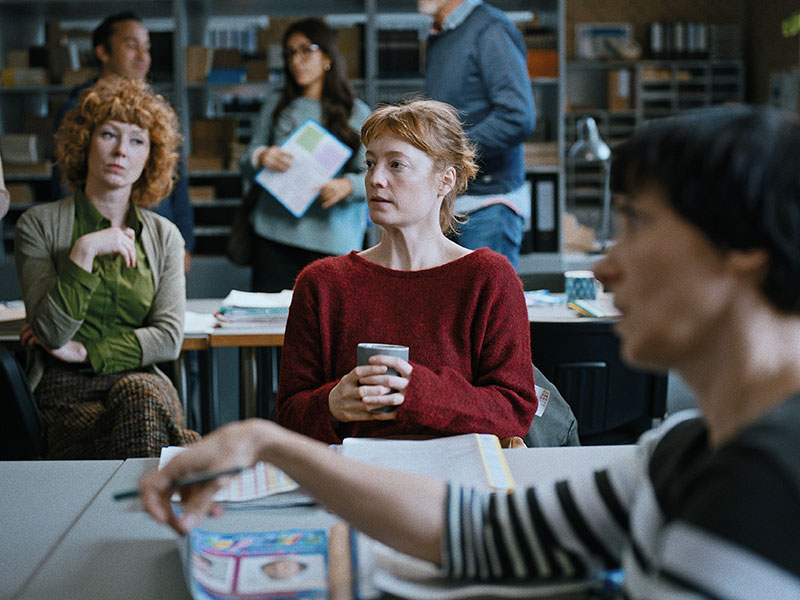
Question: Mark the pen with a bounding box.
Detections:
[112,466,247,501]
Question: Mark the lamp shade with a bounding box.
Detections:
[568,116,611,162]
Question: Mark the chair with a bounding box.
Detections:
[530,320,667,445]
[524,364,581,447]
[0,345,46,459]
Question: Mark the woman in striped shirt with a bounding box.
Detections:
[141,105,800,599]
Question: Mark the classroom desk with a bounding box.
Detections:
[7,445,635,600]
[0,459,123,600]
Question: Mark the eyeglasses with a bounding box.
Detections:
[283,43,320,62]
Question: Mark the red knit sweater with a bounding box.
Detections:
[276,249,537,443]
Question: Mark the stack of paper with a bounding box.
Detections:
[214,289,293,328]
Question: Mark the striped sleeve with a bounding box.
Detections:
[443,451,639,582]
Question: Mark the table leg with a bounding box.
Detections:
[199,348,220,434]
[239,347,258,420]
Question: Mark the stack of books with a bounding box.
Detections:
[214,289,292,328]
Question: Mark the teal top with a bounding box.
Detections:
[49,191,154,374]
[240,93,371,255]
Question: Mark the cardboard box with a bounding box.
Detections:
[189,185,216,202]
[0,134,41,164]
[526,49,558,78]
[61,67,96,87]
[1,67,50,87]
[244,58,269,82]
[257,17,298,54]
[188,154,225,172]
[191,118,236,159]
[186,46,214,83]
[607,69,632,111]
[7,50,29,68]
[336,25,363,79]
[6,183,34,205]
[212,48,242,68]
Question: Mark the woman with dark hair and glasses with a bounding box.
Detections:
[239,18,371,292]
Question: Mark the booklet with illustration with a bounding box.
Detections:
[255,119,353,218]
[182,522,356,600]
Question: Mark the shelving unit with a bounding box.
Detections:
[563,58,744,232]
[0,0,576,273]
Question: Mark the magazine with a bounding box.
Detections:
[182,523,355,600]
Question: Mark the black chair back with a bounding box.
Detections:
[0,345,45,459]
[531,320,667,445]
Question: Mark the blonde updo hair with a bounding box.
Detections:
[360,99,478,236]
[55,75,181,208]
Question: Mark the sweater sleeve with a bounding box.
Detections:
[275,269,342,443]
[15,205,85,349]
[396,263,538,438]
[443,446,641,581]
[134,218,186,366]
[466,21,535,158]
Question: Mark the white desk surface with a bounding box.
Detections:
[0,460,123,600]
[10,445,636,599]
[17,458,339,600]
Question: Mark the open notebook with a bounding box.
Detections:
[340,433,515,492]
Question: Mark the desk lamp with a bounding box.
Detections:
[568,116,612,249]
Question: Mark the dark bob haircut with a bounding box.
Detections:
[611,105,800,313]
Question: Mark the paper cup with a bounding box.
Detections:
[564,270,598,303]
[357,343,409,413]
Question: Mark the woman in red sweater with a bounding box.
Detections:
[276,99,537,443]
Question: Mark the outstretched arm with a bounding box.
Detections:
[139,419,447,564]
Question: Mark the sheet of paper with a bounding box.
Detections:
[184,311,217,334]
[341,434,514,491]
[159,446,298,502]
[0,301,25,322]
[255,118,353,218]
[221,289,293,309]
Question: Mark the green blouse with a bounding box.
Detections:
[49,192,154,374]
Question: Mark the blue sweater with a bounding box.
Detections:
[240,93,371,256]
[425,1,535,195]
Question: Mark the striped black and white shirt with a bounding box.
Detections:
[443,398,800,599]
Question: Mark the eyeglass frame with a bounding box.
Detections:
[283,43,321,62]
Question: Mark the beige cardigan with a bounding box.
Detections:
[14,196,186,390]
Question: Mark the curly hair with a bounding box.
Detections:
[360,99,478,236]
[55,75,181,208]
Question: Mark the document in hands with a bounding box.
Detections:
[340,433,515,492]
[255,118,353,218]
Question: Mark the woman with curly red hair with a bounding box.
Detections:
[15,75,199,458]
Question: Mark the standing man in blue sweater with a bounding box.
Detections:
[51,12,195,273]
[419,0,535,269]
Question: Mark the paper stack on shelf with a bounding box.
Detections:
[214,289,292,328]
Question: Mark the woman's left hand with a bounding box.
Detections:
[20,322,88,364]
[315,178,354,209]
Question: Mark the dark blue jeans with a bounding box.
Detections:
[455,204,524,269]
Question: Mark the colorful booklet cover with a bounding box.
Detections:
[255,119,353,218]
[183,523,355,599]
